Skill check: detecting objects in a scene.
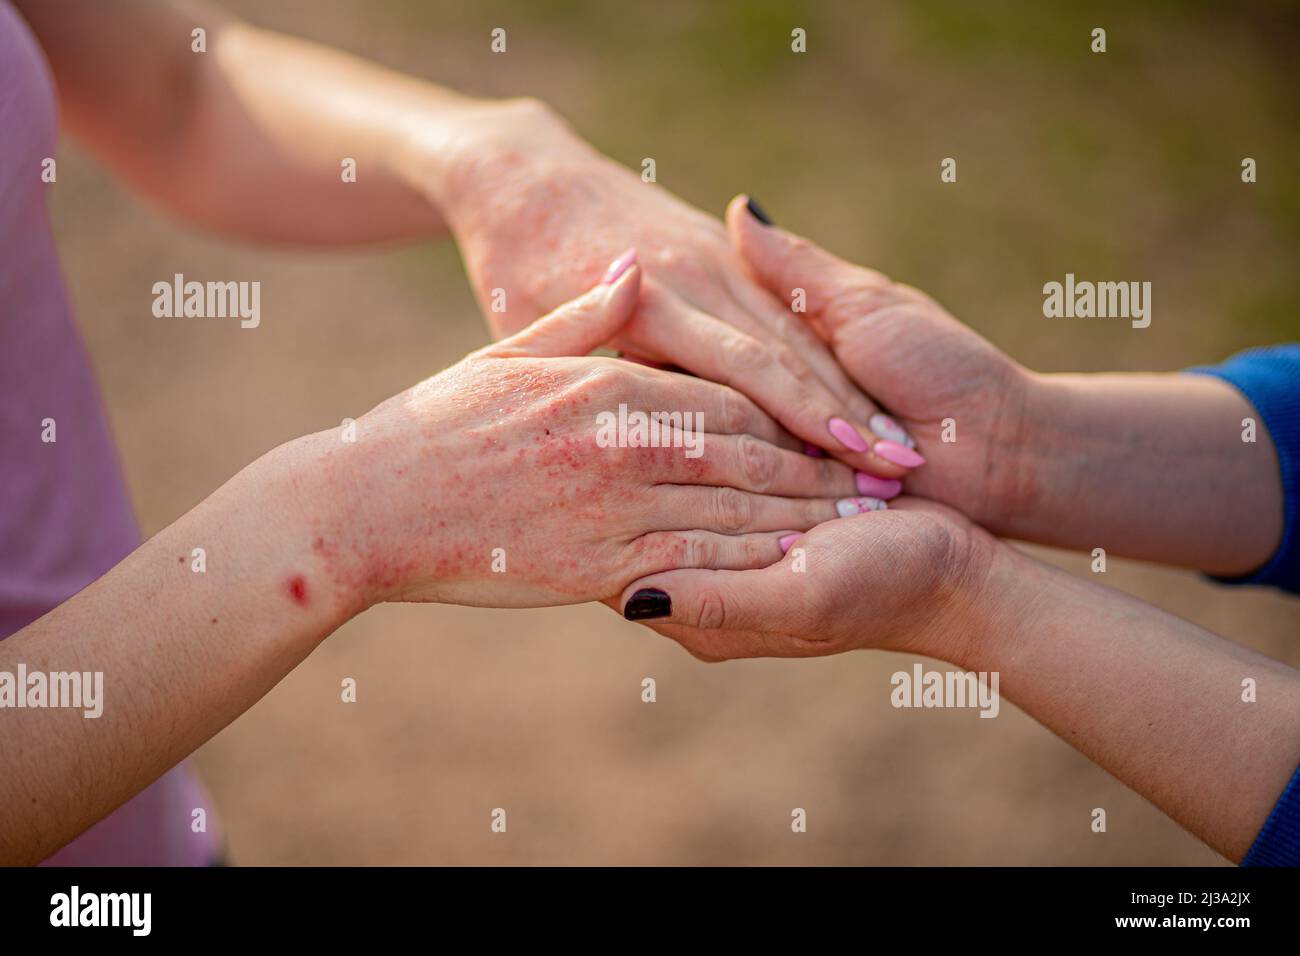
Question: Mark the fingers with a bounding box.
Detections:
[617,564,814,661]
[653,432,886,500]
[645,484,849,534]
[483,248,640,359]
[722,268,877,421]
[628,529,789,578]
[634,372,798,450]
[726,195,899,338]
[628,281,918,477]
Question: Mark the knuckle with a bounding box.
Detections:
[681,532,718,569]
[737,434,779,491]
[712,487,753,532]
[773,344,813,383]
[717,388,751,434]
[720,333,772,373]
[572,361,629,401]
[742,534,772,567]
[804,495,832,527]
[830,276,896,320]
[692,588,728,630]
[786,235,816,259]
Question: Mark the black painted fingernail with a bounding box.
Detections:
[746,197,773,226]
[624,588,671,620]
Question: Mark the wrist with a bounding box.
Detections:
[982,368,1076,541]
[399,95,597,229]
[907,531,1039,672]
[257,429,384,622]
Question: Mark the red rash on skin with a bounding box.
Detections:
[298,360,703,605]
[286,575,309,607]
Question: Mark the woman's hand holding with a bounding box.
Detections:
[406,100,922,481]
[725,195,1033,533]
[301,257,867,612]
[616,497,997,663]
[725,197,1282,573]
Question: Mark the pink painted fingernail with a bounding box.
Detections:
[874,440,926,468]
[778,533,801,553]
[855,472,902,499]
[868,413,916,449]
[836,496,887,517]
[802,442,827,458]
[601,247,638,284]
[827,417,869,453]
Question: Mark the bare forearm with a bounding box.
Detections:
[1009,371,1282,575]
[0,433,352,864]
[950,545,1300,861]
[19,0,516,244]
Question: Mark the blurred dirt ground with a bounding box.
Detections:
[48,0,1300,863]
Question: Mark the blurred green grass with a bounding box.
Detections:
[372,0,1300,366]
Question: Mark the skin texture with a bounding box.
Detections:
[16,0,914,479]
[409,104,915,478]
[724,195,1284,575]
[617,514,1300,863]
[10,0,1294,868]
[314,265,860,610]
[0,0,875,859]
[616,208,1299,862]
[0,272,859,864]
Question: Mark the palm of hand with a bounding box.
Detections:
[637,500,988,663]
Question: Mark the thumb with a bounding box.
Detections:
[724,195,895,339]
[619,562,800,659]
[486,248,640,359]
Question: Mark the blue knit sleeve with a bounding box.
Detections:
[1242,765,1300,866]
[1187,345,1300,594]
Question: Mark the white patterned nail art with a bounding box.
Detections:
[836,496,888,517]
[868,413,915,448]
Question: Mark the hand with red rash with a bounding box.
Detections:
[303,255,870,611]
[416,99,920,481]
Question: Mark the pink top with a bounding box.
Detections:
[1,0,219,866]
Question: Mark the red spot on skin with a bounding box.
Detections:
[287,574,309,607]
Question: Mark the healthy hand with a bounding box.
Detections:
[305,256,869,612]
[726,198,1284,572]
[416,100,920,481]
[614,497,996,663]
[725,195,1032,530]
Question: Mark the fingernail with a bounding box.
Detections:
[802,442,826,458]
[778,533,801,553]
[874,440,926,468]
[624,587,670,620]
[602,247,638,285]
[868,413,916,449]
[746,197,773,226]
[836,497,888,517]
[827,417,869,454]
[855,472,902,499]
